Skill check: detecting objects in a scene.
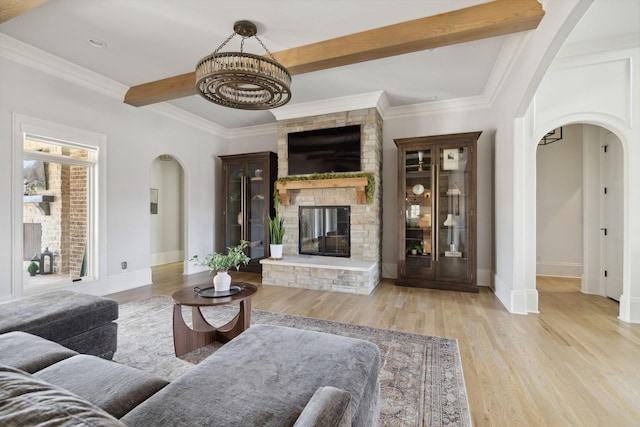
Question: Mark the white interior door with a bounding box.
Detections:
[601,132,623,301]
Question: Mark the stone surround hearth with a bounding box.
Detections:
[260,108,383,294]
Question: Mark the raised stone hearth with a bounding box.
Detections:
[261,256,377,294]
[260,108,383,295]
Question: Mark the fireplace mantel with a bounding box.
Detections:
[276,177,368,205]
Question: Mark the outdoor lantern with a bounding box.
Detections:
[40,247,53,275]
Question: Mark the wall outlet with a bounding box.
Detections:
[121,261,127,270]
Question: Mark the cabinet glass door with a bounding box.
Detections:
[246,161,266,259]
[225,163,244,249]
[404,149,433,278]
[437,146,470,280]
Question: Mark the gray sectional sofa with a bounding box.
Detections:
[0,290,118,359]
[0,292,381,426]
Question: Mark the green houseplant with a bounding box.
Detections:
[190,241,250,291]
[268,214,285,259]
[27,261,39,276]
[406,242,423,256]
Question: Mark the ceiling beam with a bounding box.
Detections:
[124,0,544,107]
[0,0,48,23]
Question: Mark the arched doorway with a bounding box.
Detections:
[150,154,185,270]
[532,122,625,313]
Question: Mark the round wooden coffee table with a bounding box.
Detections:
[171,282,258,357]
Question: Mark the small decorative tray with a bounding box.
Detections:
[194,285,242,298]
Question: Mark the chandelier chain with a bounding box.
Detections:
[213,32,237,55]
[254,35,277,61]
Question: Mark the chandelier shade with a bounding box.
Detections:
[195,21,291,110]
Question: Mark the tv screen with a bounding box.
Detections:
[287,125,361,175]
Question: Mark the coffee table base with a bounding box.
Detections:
[173,299,251,357]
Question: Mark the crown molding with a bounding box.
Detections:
[483,32,531,107]
[270,91,386,121]
[0,34,228,136]
[384,95,491,121]
[144,103,229,138]
[0,33,127,100]
[557,33,640,60]
[228,122,278,139]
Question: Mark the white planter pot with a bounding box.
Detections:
[213,271,231,292]
[270,244,283,260]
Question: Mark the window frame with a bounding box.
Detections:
[12,114,107,298]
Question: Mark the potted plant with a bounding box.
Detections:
[268,214,285,259]
[189,241,250,291]
[406,243,423,256]
[27,261,39,276]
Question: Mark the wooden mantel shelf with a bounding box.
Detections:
[276,177,369,205]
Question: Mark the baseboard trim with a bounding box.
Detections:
[102,268,153,295]
[491,273,537,314]
[536,262,582,278]
[151,250,184,267]
[619,294,640,324]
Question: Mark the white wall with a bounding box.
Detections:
[524,23,640,321]
[0,53,227,300]
[536,124,584,277]
[150,157,184,266]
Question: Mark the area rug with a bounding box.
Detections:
[114,296,471,427]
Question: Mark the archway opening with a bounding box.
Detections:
[150,154,185,271]
[535,123,624,310]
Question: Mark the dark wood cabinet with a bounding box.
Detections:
[219,152,277,273]
[394,132,480,292]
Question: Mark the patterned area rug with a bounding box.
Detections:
[114,296,471,427]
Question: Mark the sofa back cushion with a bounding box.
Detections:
[0,364,125,427]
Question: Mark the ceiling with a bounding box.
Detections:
[0,0,637,130]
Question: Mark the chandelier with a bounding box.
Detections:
[195,20,291,110]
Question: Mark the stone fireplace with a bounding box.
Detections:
[260,108,383,294]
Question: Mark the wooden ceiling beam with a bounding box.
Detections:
[0,0,48,23]
[124,0,544,107]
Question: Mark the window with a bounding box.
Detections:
[13,114,105,297]
[22,137,97,288]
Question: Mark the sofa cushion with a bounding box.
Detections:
[123,324,380,427]
[0,364,125,427]
[35,355,169,419]
[0,291,118,343]
[293,386,351,427]
[0,331,78,373]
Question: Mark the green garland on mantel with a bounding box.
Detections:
[275,172,376,205]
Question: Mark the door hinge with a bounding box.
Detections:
[604,270,608,277]
[602,145,608,153]
[601,228,607,236]
[604,187,607,195]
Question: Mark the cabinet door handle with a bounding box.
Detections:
[433,161,438,262]
[241,175,248,241]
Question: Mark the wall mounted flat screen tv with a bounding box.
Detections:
[287,125,361,175]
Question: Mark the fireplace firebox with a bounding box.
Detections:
[299,206,350,257]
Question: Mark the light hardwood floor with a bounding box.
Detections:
[108,265,640,427]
